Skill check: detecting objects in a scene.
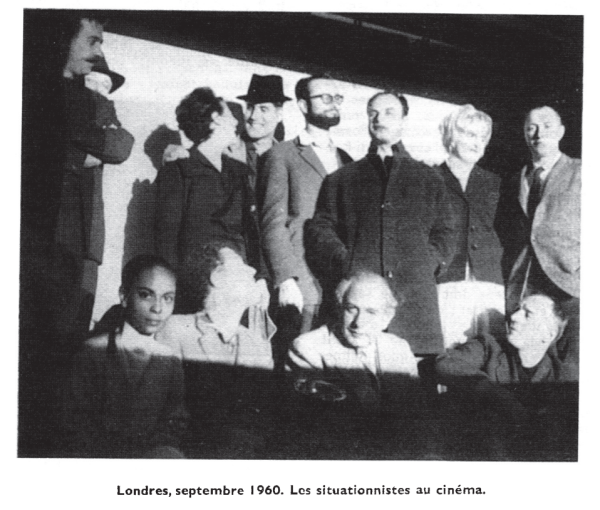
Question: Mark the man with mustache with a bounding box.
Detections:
[55,15,134,345]
[258,74,352,369]
[20,11,134,456]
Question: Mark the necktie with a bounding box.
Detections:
[382,156,394,182]
[527,166,544,218]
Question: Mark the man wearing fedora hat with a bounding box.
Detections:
[160,75,290,280]
[258,74,352,370]
[231,74,291,188]
[165,74,290,189]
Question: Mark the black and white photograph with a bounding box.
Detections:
[9,0,597,506]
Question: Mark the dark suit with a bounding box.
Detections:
[155,149,261,274]
[502,153,581,313]
[258,136,352,308]
[436,163,503,285]
[305,142,457,355]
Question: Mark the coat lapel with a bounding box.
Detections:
[295,138,328,179]
[442,162,468,204]
[541,153,569,200]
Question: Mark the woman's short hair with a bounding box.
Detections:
[440,104,493,153]
[176,87,224,145]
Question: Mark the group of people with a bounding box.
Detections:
[21,13,580,460]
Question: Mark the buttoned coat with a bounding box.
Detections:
[155,149,262,274]
[305,143,457,355]
[435,162,504,285]
[258,136,352,305]
[502,154,581,301]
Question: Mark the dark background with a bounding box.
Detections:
[23,11,583,175]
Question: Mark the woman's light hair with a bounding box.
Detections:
[335,272,402,312]
[440,104,493,154]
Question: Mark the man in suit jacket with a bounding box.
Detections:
[503,106,580,317]
[258,74,352,354]
[288,272,419,414]
[305,91,457,356]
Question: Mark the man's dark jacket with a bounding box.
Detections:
[305,142,457,355]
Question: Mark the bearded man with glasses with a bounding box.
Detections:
[258,74,353,371]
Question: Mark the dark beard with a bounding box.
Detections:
[307,111,340,130]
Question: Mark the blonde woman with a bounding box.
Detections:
[436,105,505,348]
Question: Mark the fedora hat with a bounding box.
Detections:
[91,56,125,94]
[237,74,291,104]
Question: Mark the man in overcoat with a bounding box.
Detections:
[305,91,457,356]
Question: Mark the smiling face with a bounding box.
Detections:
[244,102,282,141]
[451,118,490,164]
[120,266,176,336]
[63,19,104,78]
[507,295,561,351]
[524,107,565,161]
[342,279,395,348]
[367,93,405,146]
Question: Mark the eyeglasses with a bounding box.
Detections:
[309,94,344,105]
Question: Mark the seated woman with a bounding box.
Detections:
[62,255,188,458]
[156,242,276,459]
[436,105,505,348]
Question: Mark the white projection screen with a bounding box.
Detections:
[93,31,459,321]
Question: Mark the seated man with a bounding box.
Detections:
[156,242,276,458]
[434,293,578,460]
[287,272,419,414]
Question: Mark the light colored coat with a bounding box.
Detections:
[258,137,352,305]
[510,153,581,298]
[287,325,419,411]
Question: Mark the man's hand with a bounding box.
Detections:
[83,154,103,167]
[163,144,190,164]
[278,278,303,312]
[255,278,271,310]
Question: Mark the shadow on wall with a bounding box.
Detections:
[122,124,182,267]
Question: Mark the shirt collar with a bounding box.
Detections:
[298,128,335,150]
[195,311,240,349]
[533,152,562,173]
[120,321,157,353]
[376,145,394,160]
